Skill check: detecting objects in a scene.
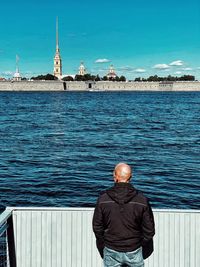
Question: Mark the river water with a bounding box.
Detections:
[0,91,200,209]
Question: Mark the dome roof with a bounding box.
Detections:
[14,72,21,78]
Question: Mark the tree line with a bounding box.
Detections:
[29,73,196,82]
[30,73,126,82]
[63,74,126,82]
[134,75,195,82]
[30,74,58,80]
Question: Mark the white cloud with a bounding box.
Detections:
[23,71,34,75]
[95,58,111,63]
[169,60,184,66]
[1,71,13,76]
[117,66,135,72]
[182,67,192,71]
[153,64,170,70]
[134,68,146,73]
[175,71,182,75]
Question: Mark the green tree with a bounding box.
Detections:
[119,76,126,82]
[45,74,58,80]
[147,75,159,82]
[83,74,96,81]
[134,77,141,82]
[75,75,85,81]
[75,74,97,81]
[95,75,101,81]
[134,75,195,82]
[31,74,58,80]
[84,74,91,81]
[62,76,74,81]
[102,76,108,81]
[179,75,195,81]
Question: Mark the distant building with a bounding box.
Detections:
[13,70,22,81]
[13,55,22,81]
[78,62,86,76]
[107,64,117,79]
[53,17,62,79]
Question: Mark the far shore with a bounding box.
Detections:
[0,80,200,92]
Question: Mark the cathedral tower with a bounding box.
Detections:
[107,64,117,79]
[78,62,86,76]
[53,17,62,79]
[13,55,22,81]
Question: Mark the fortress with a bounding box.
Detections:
[0,80,200,91]
[1,19,200,91]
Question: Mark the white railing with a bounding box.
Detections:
[0,209,12,267]
[0,207,200,267]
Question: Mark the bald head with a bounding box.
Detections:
[113,163,132,183]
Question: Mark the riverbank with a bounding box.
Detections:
[1,80,200,91]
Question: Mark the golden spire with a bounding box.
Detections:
[56,16,59,53]
[53,17,62,79]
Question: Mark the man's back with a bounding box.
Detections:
[93,182,155,253]
[92,163,155,267]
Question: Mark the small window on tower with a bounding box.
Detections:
[56,69,58,72]
[56,61,58,65]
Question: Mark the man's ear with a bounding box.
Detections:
[127,175,132,182]
[113,170,118,182]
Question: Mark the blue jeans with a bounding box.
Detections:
[103,246,144,267]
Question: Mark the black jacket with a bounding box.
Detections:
[92,182,155,258]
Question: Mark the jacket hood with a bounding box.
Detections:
[106,182,137,205]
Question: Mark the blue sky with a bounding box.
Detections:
[0,0,200,79]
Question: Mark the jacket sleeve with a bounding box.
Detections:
[92,197,105,258]
[141,200,155,243]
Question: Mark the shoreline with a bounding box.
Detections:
[1,80,200,91]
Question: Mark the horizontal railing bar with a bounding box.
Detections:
[0,209,12,226]
[8,206,200,214]
[0,223,8,237]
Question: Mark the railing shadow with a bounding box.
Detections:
[7,216,16,267]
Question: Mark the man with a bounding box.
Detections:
[92,163,155,267]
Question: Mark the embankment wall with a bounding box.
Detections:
[0,81,200,91]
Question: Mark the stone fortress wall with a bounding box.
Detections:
[0,80,200,91]
[0,81,64,91]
